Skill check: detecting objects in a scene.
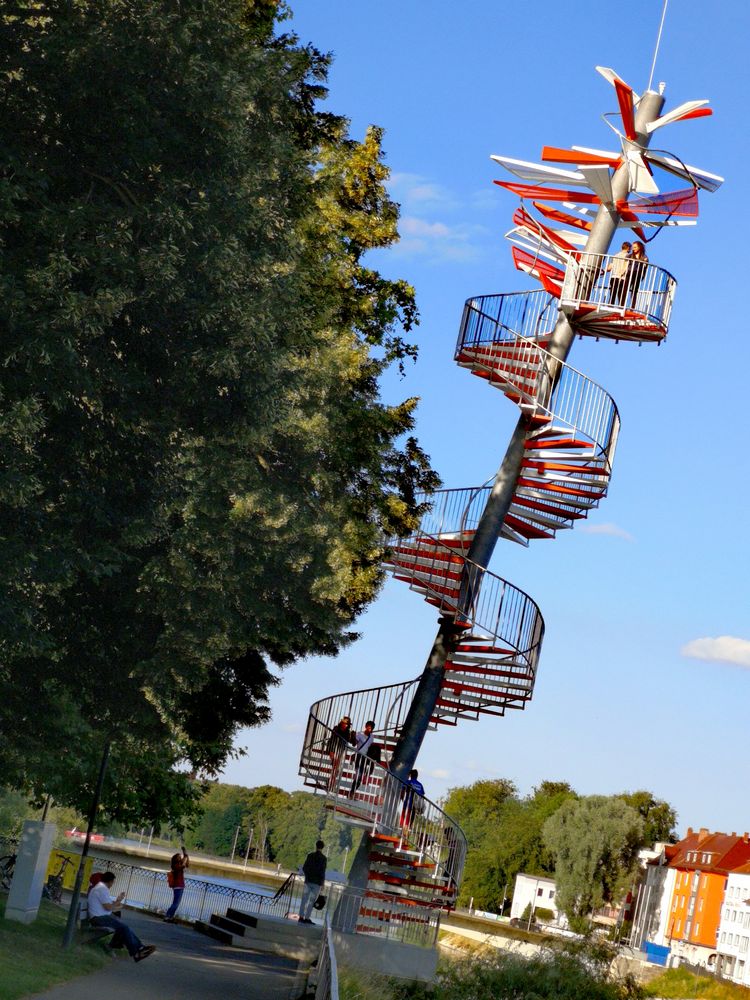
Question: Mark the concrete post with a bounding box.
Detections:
[5,820,57,924]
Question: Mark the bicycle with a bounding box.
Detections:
[43,855,75,904]
[0,854,16,891]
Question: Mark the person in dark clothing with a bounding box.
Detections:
[326,716,355,792]
[298,840,327,924]
[400,769,425,828]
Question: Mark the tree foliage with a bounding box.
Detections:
[183,782,355,872]
[0,1,437,825]
[542,796,644,921]
[444,778,577,911]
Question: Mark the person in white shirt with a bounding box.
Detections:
[607,241,631,306]
[88,872,156,962]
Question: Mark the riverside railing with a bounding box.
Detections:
[87,857,311,924]
[315,914,340,1000]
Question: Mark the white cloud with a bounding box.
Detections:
[580,522,634,542]
[428,768,450,780]
[394,214,485,263]
[281,722,303,734]
[389,172,454,208]
[681,636,750,669]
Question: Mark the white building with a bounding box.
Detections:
[510,873,567,928]
[716,868,750,985]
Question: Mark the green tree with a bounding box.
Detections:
[444,778,577,910]
[617,791,677,846]
[543,796,643,921]
[0,1,436,826]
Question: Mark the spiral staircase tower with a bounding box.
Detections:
[298,68,721,947]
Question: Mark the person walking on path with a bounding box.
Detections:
[87,872,156,962]
[298,840,326,924]
[164,846,190,922]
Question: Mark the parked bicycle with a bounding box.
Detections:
[0,853,16,891]
[43,855,75,904]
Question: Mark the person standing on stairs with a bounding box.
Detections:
[349,720,379,798]
[327,715,355,792]
[400,769,425,829]
[298,840,326,924]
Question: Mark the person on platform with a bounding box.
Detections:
[628,241,649,308]
[298,839,326,924]
[164,846,190,922]
[87,872,156,962]
[606,241,631,306]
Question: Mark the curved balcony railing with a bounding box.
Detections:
[299,712,468,903]
[458,288,558,349]
[560,250,677,335]
[384,525,545,667]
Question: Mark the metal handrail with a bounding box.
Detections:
[458,294,621,470]
[560,250,677,333]
[384,523,545,665]
[315,913,340,1000]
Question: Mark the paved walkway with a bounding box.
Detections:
[29,909,305,1000]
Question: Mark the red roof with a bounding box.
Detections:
[668,829,750,875]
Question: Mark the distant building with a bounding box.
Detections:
[633,827,750,972]
[510,873,567,928]
[715,866,750,984]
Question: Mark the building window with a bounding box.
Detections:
[676,920,682,935]
[537,888,543,897]
[722,932,727,944]
[548,890,554,898]
[699,899,704,912]
[741,937,748,954]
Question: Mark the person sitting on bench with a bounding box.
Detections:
[87,872,156,963]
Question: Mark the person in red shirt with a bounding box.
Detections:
[164,847,189,922]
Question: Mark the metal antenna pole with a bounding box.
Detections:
[648,0,670,94]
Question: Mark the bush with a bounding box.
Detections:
[339,940,647,1000]
[535,907,555,923]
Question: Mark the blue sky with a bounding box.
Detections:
[222,0,750,837]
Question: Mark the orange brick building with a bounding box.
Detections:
[666,828,750,961]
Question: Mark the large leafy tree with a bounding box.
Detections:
[0,1,437,825]
[542,796,644,922]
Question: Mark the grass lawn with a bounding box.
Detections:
[0,899,107,1000]
[645,968,750,998]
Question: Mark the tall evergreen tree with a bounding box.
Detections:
[0,0,437,825]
